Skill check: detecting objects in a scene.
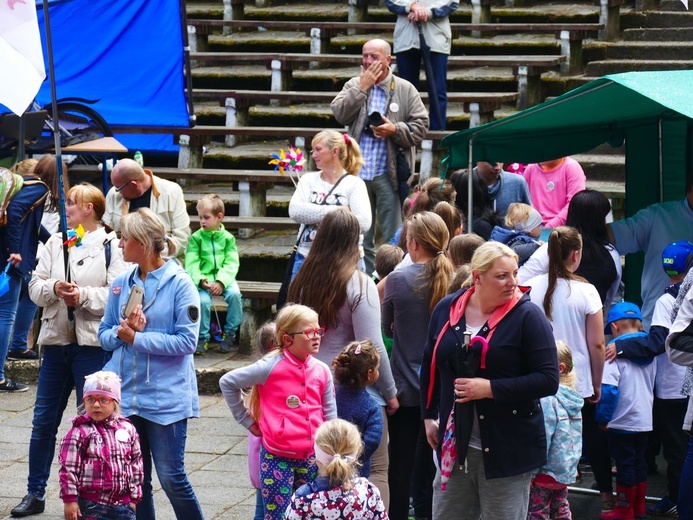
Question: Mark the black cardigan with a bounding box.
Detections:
[420,288,559,479]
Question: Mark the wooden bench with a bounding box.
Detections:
[189,215,298,231]
[188,19,601,75]
[213,0,621,42]
[216,280,281,353]
[188,51,564,109]
[191,88,518,129]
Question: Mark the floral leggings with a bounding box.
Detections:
[259,446,316,520]
[527,482,572,520]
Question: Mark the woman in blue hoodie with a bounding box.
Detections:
[99,208,203,520]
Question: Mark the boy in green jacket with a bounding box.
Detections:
[186,194,242,354]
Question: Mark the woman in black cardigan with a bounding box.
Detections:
[420,241,559,519]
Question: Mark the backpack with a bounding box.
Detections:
[0,167,48,226]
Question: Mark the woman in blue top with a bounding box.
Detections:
[98,208,203,520]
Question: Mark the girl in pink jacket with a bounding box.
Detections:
[219,304,337,520]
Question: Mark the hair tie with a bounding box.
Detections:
[436,251,444,255]
[343,134,350,144]
[354,344,362,355]
[314,444,357,466]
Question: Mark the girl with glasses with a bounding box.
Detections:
[58,371,143,520]
[220,303,337,520]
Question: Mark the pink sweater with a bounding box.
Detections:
[522,158,586,228]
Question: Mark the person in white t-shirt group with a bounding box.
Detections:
[524,226,611,510]
[597,302,656,520]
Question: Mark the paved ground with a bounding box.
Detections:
[1,351,673,520]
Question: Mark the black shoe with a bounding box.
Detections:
[11,495,45,517]
[0,378,28,392]
[7,349,38,360]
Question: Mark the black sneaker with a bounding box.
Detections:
[7,349,38,360]
[0,379,29,392]
[11,494,45,517]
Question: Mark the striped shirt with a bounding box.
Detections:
[359,85,388,181]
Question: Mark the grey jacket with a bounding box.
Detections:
[331,71,429,190]
[385,0,459,55]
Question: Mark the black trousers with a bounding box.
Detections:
[652,397,689,500]
[582,402,614,493]
[608,431,649,487]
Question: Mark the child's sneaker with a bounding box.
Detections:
[195,339,208,356]
[219,331,238,354]
[646,496,678,517]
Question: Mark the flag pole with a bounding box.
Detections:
[41,0,72,322]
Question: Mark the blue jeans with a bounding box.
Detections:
[254,489,263,520]
[129,416,203,520]
[363,174,402,275]
[608,431,648,487]
[27,344,111,498]
[9,284,38,354]
[78,498,136,520]
[0,270,24,380]
[680,435,693,520]
[395,48,449,131]
[198,284,242,341]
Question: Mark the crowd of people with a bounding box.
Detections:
[2,35,693,520]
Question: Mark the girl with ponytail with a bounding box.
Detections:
[525,226,610,508]
[285,419,388,519]
[382,211,453,519]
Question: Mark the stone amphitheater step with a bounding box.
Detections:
[586,59,693,76]
[623,27,693,41]
[603,41,693,60]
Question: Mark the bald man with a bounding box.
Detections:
[104,159,190,258]
[332,38,429,274]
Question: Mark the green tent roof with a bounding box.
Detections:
[441,70,693,169]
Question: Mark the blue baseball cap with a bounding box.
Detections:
[662,241,693,276]
[605,302,643,334]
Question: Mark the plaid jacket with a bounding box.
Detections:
[59,413,143,506]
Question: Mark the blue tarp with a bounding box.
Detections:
[2,0,190,153]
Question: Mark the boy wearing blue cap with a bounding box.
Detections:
[603,241,693,517]
[597,302,655,520]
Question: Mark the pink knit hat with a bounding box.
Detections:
[83,371,121,402]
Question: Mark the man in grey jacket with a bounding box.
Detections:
[331,39,429,273]
[386,0,459,130]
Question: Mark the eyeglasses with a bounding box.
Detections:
[114,180,132,192]
[84,396,114,405]
[286,327,326,339]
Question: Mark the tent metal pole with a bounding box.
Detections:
[468,137,474,235]
[41,0,70,315]
[179,0,197,126]
[658,118,663,202]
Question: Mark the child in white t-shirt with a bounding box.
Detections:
[597,302,656,520]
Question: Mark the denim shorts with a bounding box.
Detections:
[78,498,136,520]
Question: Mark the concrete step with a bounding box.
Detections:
[625,10,693,28]
[586,59,693,75]
[623,27,693,41]
[604,41,693,60]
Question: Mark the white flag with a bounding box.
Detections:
[0,0,46,116]
[681,0,689,8]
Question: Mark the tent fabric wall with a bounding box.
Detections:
[1,0,190,153]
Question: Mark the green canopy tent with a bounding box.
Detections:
[441,69,693,304]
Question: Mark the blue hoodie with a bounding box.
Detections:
[490,226,541,266]
[99,260,200,425]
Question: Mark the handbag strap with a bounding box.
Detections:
[293,172,350,249]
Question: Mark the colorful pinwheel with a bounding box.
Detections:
[63,224,86,249]
[269,146,305,188]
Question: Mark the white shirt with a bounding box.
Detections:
[526,275,603,398]
[651,292,688,400]
[602,357,655,431]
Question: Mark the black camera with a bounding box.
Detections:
[363,111,385,137]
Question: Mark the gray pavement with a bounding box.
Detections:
[1,351,674,520]
[1,348,259,520]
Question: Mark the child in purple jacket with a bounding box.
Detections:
[58,371,143,520]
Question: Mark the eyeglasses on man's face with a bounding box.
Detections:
[286,327,326,340]
[114,180,132,192]
[84,396,114,405]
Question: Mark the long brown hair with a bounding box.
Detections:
[407,211,453,311]
[288,208,364,328]
[33,154,69,213]
[544,226,585,321]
